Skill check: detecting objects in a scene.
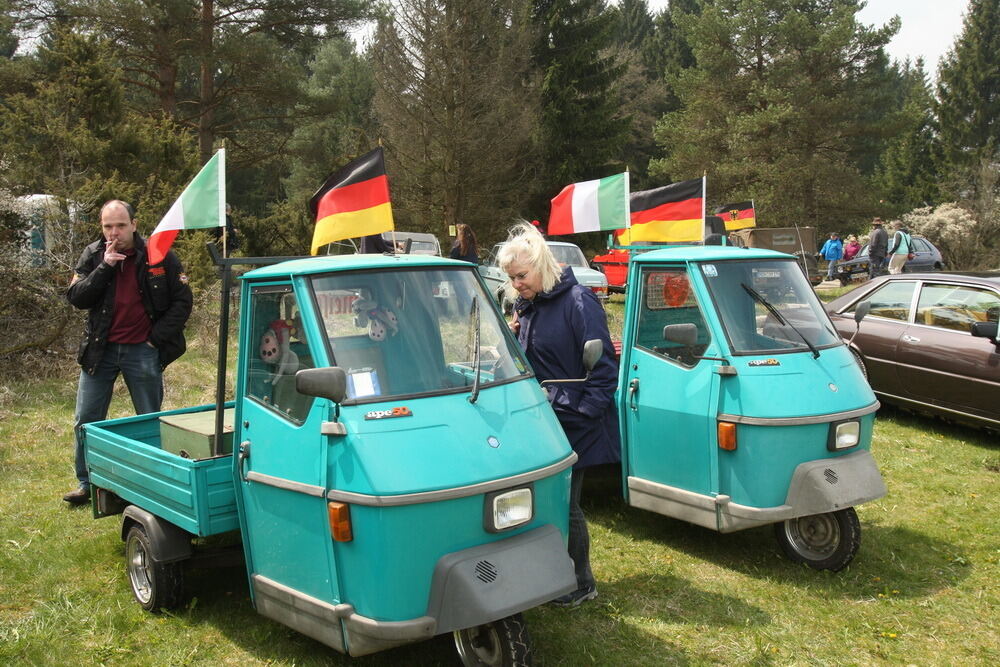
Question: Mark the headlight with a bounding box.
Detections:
[828,420,861,451]
[484,487,533,532]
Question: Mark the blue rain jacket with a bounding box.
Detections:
[514,267,621,469]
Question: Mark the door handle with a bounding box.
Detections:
[238,440,251,481]
[628,378,639,411]
[902,334,920,343]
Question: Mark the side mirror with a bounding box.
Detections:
[854,300,871,324]
[582,339,603,372]
[663,323,698,346]
[971,321,999,345]
[296,367,347,404]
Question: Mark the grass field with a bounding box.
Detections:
[1,289,998,665]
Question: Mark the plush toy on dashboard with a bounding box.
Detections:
[351,299,399,342]
[259,318,299,383]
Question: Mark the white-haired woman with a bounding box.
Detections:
[497,221,620,607]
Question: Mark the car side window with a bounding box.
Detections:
[912,238,931,253]
[851,280,916,321]
[246,286,316,423]
[916,284,1000,333]
[635,268,710,367]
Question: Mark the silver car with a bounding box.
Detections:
[479,241,609,311]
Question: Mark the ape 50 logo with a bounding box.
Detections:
[364,406,413,420]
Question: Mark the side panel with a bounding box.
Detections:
[85,408,238,536]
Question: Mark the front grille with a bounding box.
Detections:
[475,559,498,583]
[824,468,839,485]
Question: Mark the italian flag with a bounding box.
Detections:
[548,171,630,235]
[147,149,226,265]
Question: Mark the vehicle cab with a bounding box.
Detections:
[618,245,886,571]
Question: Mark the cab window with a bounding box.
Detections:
[916,283,1000,332]
[246,286,316,423]
[635,268,710,367]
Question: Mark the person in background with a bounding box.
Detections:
[887,220,912,275]
[63,200,192,504]
[498,221,620,608]
[843,234,861,261]
[449,223,479,263]
[868,218,888,280]
[819,232,844,281]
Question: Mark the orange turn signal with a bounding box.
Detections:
[328,501,353,542]
[718,422,737,451]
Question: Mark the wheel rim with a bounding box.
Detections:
[454,623,502,667]
[783,514,840,561]
[126,534,153,605]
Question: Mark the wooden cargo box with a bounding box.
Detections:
[159,408,235,459]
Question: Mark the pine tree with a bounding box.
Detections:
[935,0,1000,195]
[874,59,942,214]
[533,0,628,206]
[651,0,902,229]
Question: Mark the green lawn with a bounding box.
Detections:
[1,297,998,665]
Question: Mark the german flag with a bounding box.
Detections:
[619,177,704,244]
[309,147,394,255]
[713,201,755,231]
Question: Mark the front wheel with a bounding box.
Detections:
[453,613,532,667]
[774,507,861,572]
[125,524,184,611]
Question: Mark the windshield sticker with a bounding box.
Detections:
[702,264,718,277]
[748,359,781,367]
[365,406,413,420]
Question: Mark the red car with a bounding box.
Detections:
[826,272,1000,432]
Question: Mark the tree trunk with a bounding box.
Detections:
[199,0,215,163]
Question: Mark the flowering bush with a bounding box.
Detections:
[902,203,980,270]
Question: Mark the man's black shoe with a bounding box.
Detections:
[550,584,598,608]
[63,487,91,505]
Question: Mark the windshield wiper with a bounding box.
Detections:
[741,282,820,359]
[469,295,482,404]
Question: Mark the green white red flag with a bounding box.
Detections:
[548,172,630,235]
[147,149,226,265]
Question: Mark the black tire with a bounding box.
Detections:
[774,507,861,572]
[125,524,184,612]
[453,613,532,667]
[849,347,868,380]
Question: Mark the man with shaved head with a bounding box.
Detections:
[63,200,192,505]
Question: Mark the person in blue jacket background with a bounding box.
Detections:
[498,221,621,607]
[819,232,844,280]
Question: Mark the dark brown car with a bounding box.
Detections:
[826,272,1000,431]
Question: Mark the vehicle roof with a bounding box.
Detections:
[241,253,466,280]
[632,244,792,263]
[381,230,438,241]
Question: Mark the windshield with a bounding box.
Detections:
[549,244,588,268]
[701,259,841,355]
[310,267,530,402]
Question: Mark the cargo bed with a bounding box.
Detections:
[83,403,239,537]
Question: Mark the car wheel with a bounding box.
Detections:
[774,507,861,572]
[125,524,184,612]
[849,347,868,380]
[453,613,532,666]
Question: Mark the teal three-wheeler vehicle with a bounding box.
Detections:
[615,245,887,571]
[84,252,580,664]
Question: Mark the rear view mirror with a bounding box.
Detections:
[854,300,871,323]
[582,339,603,372]
[971,321,999,346]
[296,367,348,404]
[663,323,698,346]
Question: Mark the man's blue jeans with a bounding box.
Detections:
[74,342,163,489]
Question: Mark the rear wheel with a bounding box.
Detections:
[453,613,532,666]
[774,507,861,572]
[125,524,184,611]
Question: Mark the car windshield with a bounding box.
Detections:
[701,259,842,355]
[549,244,588,268]
[311,267,531,402]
